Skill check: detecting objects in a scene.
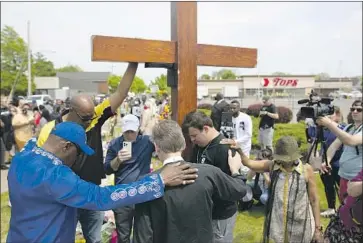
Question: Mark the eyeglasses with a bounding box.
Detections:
[350,107,363,113]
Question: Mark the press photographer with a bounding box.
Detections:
[306,106,345,217]
[316,99,363,204]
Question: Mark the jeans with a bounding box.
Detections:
[78,209,105,243]
[113,205,135,243]
[212,212,237,243]
[320,165,340,209]
[258,127,274,152]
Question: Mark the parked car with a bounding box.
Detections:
[24,94,52,107]
[350,90,362,99]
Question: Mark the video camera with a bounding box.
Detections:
[220,112,234,139]
[298,90,334,121]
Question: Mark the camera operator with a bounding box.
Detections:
[211,92,230,132]
[308,107,345,217]
[317,100,363,204]
[259,96,279,152]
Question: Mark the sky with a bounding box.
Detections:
[1,0,362,84]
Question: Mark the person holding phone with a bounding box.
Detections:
[104,114,155,243]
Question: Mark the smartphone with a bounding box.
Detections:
[123,141,132,154]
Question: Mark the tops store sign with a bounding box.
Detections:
[242,76,315,89]
[261,77,298,88]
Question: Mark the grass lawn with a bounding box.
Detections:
[0,173,333,243]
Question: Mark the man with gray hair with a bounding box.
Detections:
[133,120,248,243]
[259,96,279,152]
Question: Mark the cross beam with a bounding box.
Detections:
[92,36,257,68]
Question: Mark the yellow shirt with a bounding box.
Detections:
[37,98,112,146]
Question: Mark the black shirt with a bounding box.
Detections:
[211,100,230,131]
[191,134,238,220]
[52,99,115,185]
[259,104,277,129]
[133,163,246,243]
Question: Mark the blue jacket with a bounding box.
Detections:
[7,139,164,243]
[104,135,154,185]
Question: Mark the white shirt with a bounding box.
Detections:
[232,112,253,156]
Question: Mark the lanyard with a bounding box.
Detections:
[196,142,212,164]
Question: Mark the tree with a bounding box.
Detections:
[56,65,83,72]
[32,52,56,77]
[212,69,236,79]
[150,74,169,91]
[107,75,147,94]
[107,75,121,93]
[1,25,35,95]
[200,73,211,80]
[130,76,147,94]
[314,72,330,80]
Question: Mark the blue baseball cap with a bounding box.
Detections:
[51,122,94,155]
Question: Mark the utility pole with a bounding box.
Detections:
[27,21,32,97]
[338,60,342,91]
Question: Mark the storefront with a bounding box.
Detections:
[197,75,315,98]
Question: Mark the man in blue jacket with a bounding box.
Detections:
[7,122,198,243]
[104,114,155,243]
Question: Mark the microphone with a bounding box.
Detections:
[297,99,310,104]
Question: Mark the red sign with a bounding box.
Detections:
[261,77,298,87]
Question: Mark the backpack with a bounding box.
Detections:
[345,124,363,155]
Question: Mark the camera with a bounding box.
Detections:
[298,90,334,120]
[220,112,234,139]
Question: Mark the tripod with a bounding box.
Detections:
[306,125,328,166]
[306,124,339,202]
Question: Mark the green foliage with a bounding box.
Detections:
[251,117,307,152]
[150,74,170,93]
[200,73,211,80]
[1,25,35,95]
[107,74,121,93]
[107,75,147,94]
[32,52,56,77]
[212,69,236,79]
[56,65,82,72]
[130,76,147,94]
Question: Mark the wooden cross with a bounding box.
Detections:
[91,2,257,125]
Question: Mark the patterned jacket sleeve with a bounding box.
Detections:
[45,165,164,211]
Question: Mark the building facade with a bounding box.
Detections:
[197,75,354,98]
[34,72,110,98]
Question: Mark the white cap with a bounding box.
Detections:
[122,114,140,132]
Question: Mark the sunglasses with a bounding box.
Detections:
[71,108,96,122]
[350,107,363,113]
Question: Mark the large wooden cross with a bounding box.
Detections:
[91,2,257,125]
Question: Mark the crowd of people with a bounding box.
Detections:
[1,62,362,243]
